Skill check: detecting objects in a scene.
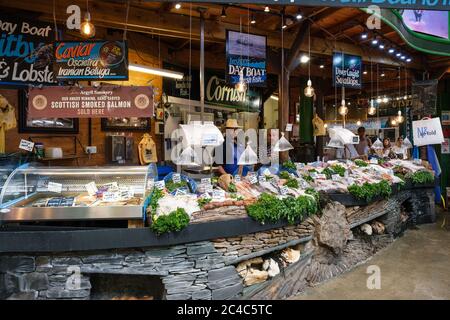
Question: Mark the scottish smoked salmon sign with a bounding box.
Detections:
[0,15,55,86]
[54,40,128,81]
[28,86,153,118]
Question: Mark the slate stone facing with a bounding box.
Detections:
[0,189,434,300]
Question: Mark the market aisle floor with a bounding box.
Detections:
[292,214,450,300]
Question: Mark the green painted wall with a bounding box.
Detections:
[299,80,314,144]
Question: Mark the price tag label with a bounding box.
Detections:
[155,180,165,190]
[285,123,293,132]
[296,163,305,170]
[413,159,422,165]
[172,173,181,183]
[102,191,120,202]
[85,182,98,196]
[234,175,241,182]
[310,172,318,179]
[279,185,289,195]
[317,174,327,180]
[249,175,258,184]
[205,184,213,194]
[212,189,225,201]
[175,188,188,196]
[19,139,34,152]
[48,182,62,193]
[370,158,378,164]
[201,133,219,146]
[103,182,119,191]
[263,168,272,176]
[300,180,310,188]
[120,189,132,200]
[258,175,266,183]
[199,193,211,200]
[147,180,155,190]
[331,174,340,181]
[201,178,211,186]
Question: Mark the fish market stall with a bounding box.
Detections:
[0,158,436,300]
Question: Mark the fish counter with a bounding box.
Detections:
[0,158,437,300]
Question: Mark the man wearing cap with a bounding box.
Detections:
[217,118,250,176]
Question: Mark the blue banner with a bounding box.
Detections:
[332,52,362,89]
[226,30,267,87]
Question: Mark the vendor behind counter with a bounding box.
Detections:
[216,119,251,176]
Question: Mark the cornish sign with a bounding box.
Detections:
[189,0,450,11]
[162,63,262,111]
[54,40,128,81]
[332,52,362,89]
[226,30,267,87]
[0,15,55,86]
[28,86,153,118]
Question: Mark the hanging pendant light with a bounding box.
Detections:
[368,99,376,115]
[396,110,404,124]
[80,0,95,38]
[396,66,404,124]
[304,79,314,97]
[390,118,398,126]
[235,71,247,93]
[303,25,314,98]
[338,99,348,116]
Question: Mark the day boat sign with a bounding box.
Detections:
[54,40,129,81]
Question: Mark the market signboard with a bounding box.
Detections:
[54,41,128,81]
[162,63,262,112]
[332,52,362,89]
[0,15,55,86]
[226,30,267,87]
[28,86,153,118]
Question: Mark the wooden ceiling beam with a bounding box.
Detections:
[0,0,422,69]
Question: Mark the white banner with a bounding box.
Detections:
[412,117,444,146]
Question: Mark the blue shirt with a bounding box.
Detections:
[223,141,250,176]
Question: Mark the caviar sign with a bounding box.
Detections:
[28,86,153,118]
[54,40,128,81]
[0,15,55,86]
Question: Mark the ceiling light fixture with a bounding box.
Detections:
[300,54,310,64]
[388,48,395,54]
[319,64,325,69]
[400,55,406,60]
[363,70,368,75]
[361,33,368,39]
[304,25,315,98]
[396,52,401,57]
[406,58,411,62]
[371,38,378,45]
[221,6,227,18]
[80,0,95,38]
[264,6,270,13]
[250,15,256,24]
[129,63,184,79]
[175,3,181,10]
[379,43,385,49]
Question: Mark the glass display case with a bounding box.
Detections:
[0,163,157,222]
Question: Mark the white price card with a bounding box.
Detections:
[19,139,34,152]
[48,182,62,193]
[258,175,266,183]
[370,158,378,164]
[234,175,241,182]
[249,175,258,184]
[201,178,212,186]
[285,123,293,132]
[103,182,119,191]
[172,173,181,183]
[317,174,327,180]
[205,184,214,194]
[280,185,289,195]
[85,182,98,196]
[212,189,225,201]
[155,180,166,190]
[310,172,318,179]
[175,188,188,196]
[331,174,341,181]
[102,191,120,202]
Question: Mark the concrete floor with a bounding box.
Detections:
[293,213,450,300]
